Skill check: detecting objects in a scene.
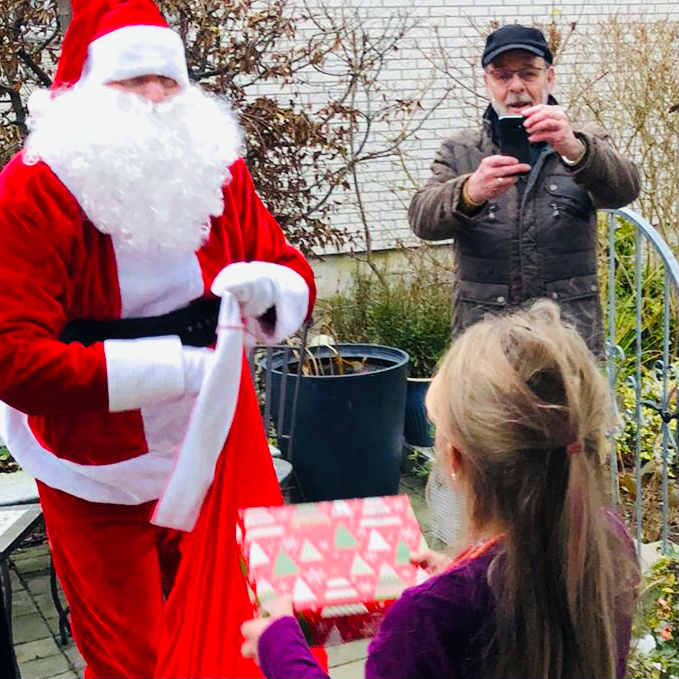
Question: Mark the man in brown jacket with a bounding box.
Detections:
[409,24,639,356]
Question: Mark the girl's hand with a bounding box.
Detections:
[410,548,452,576]
[241,595,295,664]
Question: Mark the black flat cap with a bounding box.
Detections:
[481,24,553,68]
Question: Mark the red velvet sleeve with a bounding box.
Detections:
[0,158,110,415]
[227,158,316,317]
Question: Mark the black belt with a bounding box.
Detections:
[59,297,221,347]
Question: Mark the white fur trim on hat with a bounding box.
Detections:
[81,24,190,88]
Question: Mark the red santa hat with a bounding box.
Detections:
[52,0,189,91]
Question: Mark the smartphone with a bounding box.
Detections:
[498,115,531,174]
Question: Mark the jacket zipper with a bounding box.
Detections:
[518,146,553,299]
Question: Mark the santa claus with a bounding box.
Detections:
[0,0,317,677]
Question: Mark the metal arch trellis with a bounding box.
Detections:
[604,207,679,555]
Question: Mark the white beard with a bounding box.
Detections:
[24,84,242,257]
[488,87,550,116]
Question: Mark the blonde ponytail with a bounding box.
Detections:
[426,300,639,678]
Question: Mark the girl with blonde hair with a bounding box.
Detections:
[242,300,639,679]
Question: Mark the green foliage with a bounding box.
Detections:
[616,368,678,473]
[319,270,453,378]
[599,215,679,377]
[0,445,18,473]
[626,551,679,679]
[611,367,678,544]
[407,448,434,479]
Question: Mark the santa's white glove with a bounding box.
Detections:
[212,262,276,319]
[182,346,215,395]
[211,261,309,345]
[212,261,309,344]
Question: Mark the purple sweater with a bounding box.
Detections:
[258,512,635,679]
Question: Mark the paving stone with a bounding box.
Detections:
[52,672,79,679]
[406,481,427,501]
[412,507,430,534]
[400,475,426,494]
[12,542,49,557]
[10,587,33,604]
[14,636,61,663]
[11,554,50,575]
[35,590,64,612]
[14,592,56,617]
[19,653,70,679]
[9,568,23,592]
[64,644,85,670]
[327,639,370,667]
[12,596,41,617]
[12,611,53,644]
[40,596,67,622]
[45,618,74,649]
[329,658,367,678]
[407,488,428,512]
[24,572,54,596]
[44,613,61,635]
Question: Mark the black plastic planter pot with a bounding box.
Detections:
[268,344,409,502]
[403,377,434,447]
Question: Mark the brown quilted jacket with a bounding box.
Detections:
[408,103,640,356]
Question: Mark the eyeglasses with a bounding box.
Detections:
[486,67,546,84]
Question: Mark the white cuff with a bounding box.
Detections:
[105,336,185,412]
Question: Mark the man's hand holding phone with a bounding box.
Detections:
[465,155,532,204]
[522,104,585,162]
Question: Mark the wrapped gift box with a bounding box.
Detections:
[237,494,428,646]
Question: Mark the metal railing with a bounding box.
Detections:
[249,322,310,458]
[604,207,679,555]
[248,323,311,501]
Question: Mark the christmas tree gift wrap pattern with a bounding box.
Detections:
[237,494,429,645]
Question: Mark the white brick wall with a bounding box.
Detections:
[256,0,677,254]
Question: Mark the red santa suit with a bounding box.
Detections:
[0,1,318,677]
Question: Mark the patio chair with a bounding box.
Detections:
[0,501,42,679]
[0,471,71,654]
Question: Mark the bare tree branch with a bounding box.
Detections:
[17,48,53,88]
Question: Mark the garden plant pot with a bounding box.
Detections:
[268,344,408,502]
[403,377,434,447]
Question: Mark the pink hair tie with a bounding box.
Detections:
[566,440,584,456]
